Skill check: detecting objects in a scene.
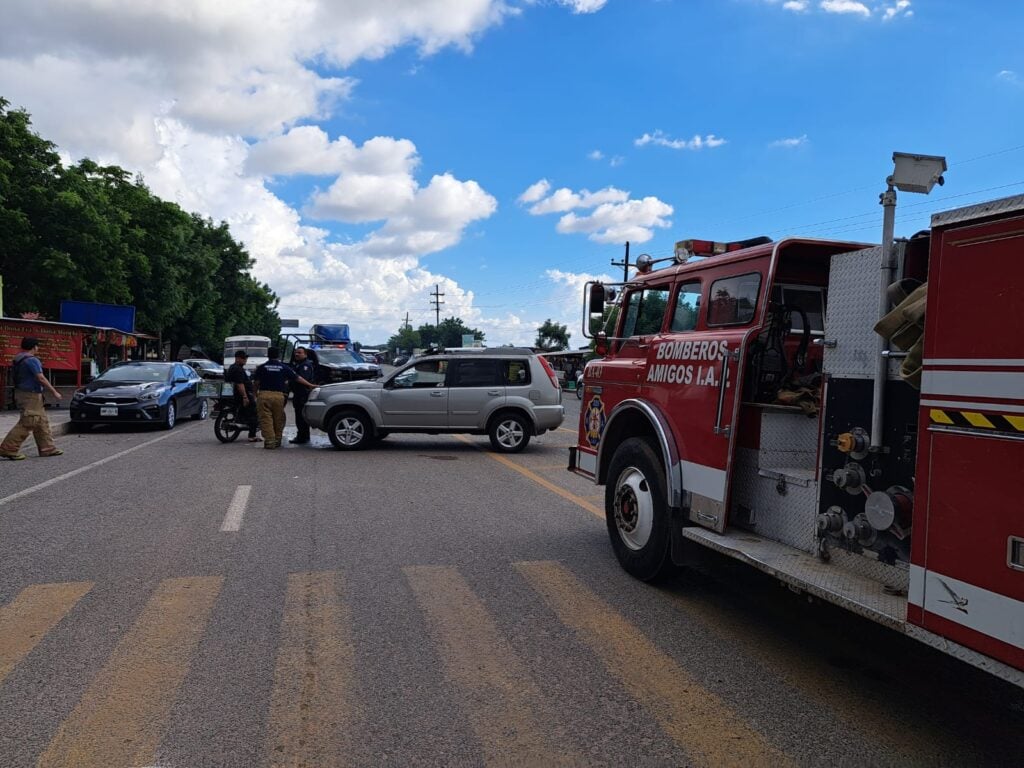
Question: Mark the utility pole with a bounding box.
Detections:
[610,241,631,282]
[429,284,445,327]
[403,311,411,329]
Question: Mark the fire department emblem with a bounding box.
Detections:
[584,396,607,448]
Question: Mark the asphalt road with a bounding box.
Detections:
[1,395,1023,767]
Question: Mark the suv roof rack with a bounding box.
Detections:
[422,345,535,356]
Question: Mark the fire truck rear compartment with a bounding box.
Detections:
[728,244,918,606]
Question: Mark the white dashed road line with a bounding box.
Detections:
[220,485,252,532]
[0,430,182,509]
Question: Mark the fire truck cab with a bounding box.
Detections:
[570,194,1024,687]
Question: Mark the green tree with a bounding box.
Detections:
[0,99,280,359]
[387,324,421,353]
[415,317,484,348]
[534,318,570,351]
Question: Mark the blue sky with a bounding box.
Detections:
[1,0,1022,345]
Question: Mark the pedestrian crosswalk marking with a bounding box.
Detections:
[0,582,93,686]
[405,564,579,766]
[264,571,359,768]
[37,576,223,768]
[515,560,794,768]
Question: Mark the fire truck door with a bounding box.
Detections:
[644,273,759,533]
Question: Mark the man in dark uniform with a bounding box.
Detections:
[225,350,259,442]
[290,347,317,444]
[253,347,314,449]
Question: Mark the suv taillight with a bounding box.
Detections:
[538,356,560,390]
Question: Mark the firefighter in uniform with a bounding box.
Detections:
[290,347,317,444]
[252,347,314,449]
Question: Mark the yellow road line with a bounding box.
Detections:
[453,435,602,519]
[38,575,223,768]
[264,571,359,768]
[0,582,93,685]
[557,427,578,434]
[516,561,794,768]
[404,565,578,766]
[662,591,957,765]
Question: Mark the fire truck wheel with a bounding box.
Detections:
[605,437,675,582]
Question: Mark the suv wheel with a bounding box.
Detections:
[489,412,530,453]
[327,409,371,450]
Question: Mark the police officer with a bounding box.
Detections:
[290,347,317,444]
[225,350,259,442]
[252,347,314,449]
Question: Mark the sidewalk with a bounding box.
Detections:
[0,405,73,439]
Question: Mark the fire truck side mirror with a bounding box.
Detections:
[588,284,606,315]
[595,332,609,356]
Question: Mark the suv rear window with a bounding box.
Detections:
[503,360,531,386]
[452,359,502,387]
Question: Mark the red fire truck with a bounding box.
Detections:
[569,191,1024,687]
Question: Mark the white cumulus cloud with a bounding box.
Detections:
[553,0,608,13]
[520,180,673,244]
[819,0,871,17]
[882,0,912,20]
[518,179,552,205]
[634,130,727,151]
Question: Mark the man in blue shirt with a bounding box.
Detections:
[1,337,64,460]
[289,347,317,444]
[252,347,313,449]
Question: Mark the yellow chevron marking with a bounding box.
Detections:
[1005,415,1024,432]
[405,565,577,766]
[37,576,223,768]
[264,571,360,768]
[0,582,93,685]
[962,412,996,429]
[929,409,954,425]
[453,434,603,519]
[516,561,794,768]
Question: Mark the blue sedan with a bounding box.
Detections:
[69,361,209,430]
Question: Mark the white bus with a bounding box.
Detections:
[223,335,271,371]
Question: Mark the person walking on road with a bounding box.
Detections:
[252,347,314,449]
[290,347,317,444]
[1,337,64,460]
[225,350,259,442]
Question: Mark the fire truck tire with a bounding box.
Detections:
[605,437,676,582]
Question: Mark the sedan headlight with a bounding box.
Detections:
[309,387,321,400]
[139,388,164,401]
[71,390,85,402]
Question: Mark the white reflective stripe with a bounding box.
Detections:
[908,564,925,607]
[921,371,1024,401]
[922,399,1024,415]
[577,450,597,476]
[677,460,726,503]
[919,568,1024,650]
[925,359,1024,368]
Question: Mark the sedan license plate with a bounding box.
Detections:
[100,406,118,416]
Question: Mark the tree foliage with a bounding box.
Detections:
[0,99,280,359]
[534,318,570,351]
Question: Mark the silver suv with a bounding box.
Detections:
[302,348,564,452]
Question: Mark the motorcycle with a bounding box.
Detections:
[213,397,247,442]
